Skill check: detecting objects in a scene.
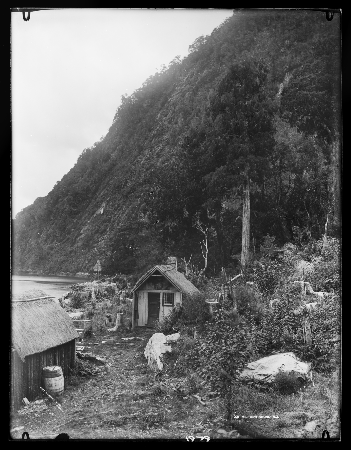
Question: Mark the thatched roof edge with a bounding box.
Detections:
[12,298,79,361]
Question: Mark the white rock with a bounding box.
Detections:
[304,420,318,432]
[239,352,310,384]
[144,333,180,371]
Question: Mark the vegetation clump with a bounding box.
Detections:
[274,371,303,395]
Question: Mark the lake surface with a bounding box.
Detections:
[11,275,90,302]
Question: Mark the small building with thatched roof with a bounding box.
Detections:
[131,257,200,328]
[11,290,79,410]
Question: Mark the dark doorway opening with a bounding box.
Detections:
[147,293,160,327]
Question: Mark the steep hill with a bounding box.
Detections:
[13,11,340,277]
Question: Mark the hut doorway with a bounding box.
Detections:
[147,293,160,327]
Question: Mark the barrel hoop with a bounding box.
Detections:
[43,372,62,378]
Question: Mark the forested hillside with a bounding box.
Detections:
[13,10,340,277]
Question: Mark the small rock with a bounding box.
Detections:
[10,426,24,433]
[304,420,318,432]
[227,429,239,437]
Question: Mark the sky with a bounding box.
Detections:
[11,8,234,217]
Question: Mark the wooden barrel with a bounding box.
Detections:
[42,366,64,396]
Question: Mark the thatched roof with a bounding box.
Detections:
[132,265,200,296]
[12,294,79,361]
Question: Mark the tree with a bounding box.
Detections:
[209,60,275,269]
[241,167,251,270]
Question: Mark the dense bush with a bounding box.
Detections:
[70,291,86,309]
[274,370,303,395]
[170,335,200,376]
[154,306,185,335]
[249,258,287,299]
[306,238,341,293]
[83,324,93,338]
[252,296,305,357]
[305,294,340,373]
[232,284,266,324]
[181,292,212,327]
[251,292,340,373]
[155,292,211,334]
[196,308,254,391]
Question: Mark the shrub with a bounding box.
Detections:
[274,370,303,395]
[83,324,93,338]
[70,292,85,309]
[232,285,265,324]
[91,307,108,334]
[86,308,95,320]
[251,297,303,357]
[155,292,211,334]
[249,259,286,298]
[171,335,200,376]
[307,238,341,293]
[304,294,340,373]
[154,306,184,334]
[181,292,212,327]
[196,309,254,391]
[251,292,340,373]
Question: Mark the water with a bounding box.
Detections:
[11,275,90,303]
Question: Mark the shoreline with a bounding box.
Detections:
[12,271,91,279]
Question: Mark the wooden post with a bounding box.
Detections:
[131,292,135,330]
[322,214,329,252]
[241,170,250,272]
[302,314,312,346]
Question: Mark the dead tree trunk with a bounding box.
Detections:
[194,218,208,272]
[331,136,341,235]
[322,214,329,252]
[241,171,250,272]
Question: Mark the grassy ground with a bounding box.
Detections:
[10,327,340,440]
[224,370,340,439]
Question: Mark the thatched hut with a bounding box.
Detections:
[11,290,79,410]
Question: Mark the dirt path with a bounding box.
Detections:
[10,328,219,440]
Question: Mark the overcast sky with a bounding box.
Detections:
[11,8,234,217]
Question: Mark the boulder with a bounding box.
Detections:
[239,352,310,384]
[144,332,180,371]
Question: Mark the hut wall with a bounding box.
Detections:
[11,349,25,412]
[137,291,148,326]
[10,339,76,411]
[136,290,182,326]
[159,291,181,321]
